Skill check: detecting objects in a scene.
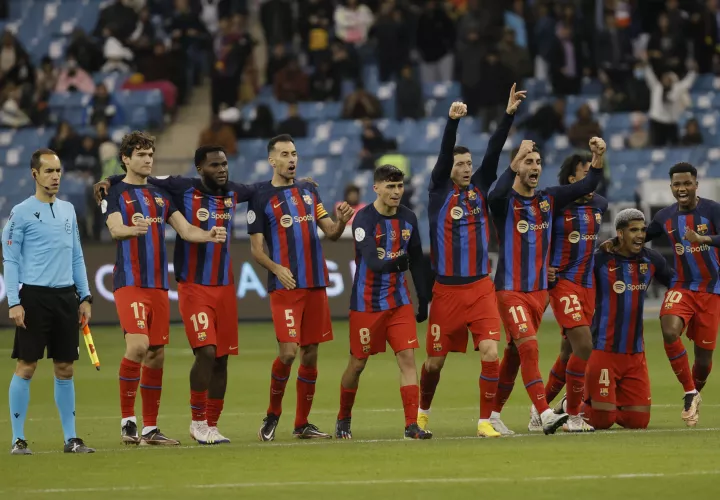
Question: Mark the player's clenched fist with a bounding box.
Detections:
[273,265,297,290]
[589,137,606,156]
[448,101,467,120]
[511,139,535,171]
[131,218,149,237]
[209,226,227,243]
[336,201,355,224]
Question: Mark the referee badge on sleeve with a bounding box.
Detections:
[247,210,256,224]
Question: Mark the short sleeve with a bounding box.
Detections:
[247,193,266,234]
[102,186,121,220]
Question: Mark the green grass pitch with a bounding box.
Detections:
[0,319,718,499]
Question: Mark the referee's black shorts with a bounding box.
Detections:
[12,285,80,363]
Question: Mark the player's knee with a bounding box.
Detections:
[213,355,228,373]
[661,330,680,344]
[144,346,165,368]
[278,352,297,365]
[587,409,616,430]
[53,361,74,379]
[15,360,37,379]
[478,340,498,362]
[195,346,216,364]
[425,356,445,373]
[349,357,367,376]
[617,410,650,429]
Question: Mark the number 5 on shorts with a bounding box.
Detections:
[284,309,295,328]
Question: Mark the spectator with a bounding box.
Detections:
[167,0,211,88]
[0,84,30,128]
[260,0,294,46]
[504,0,528,48]
[273,58,309,102]
[244,103,275,139]
[359,118,396,170]
[211,17,250,113]
[71,135,101,179]
[337,184,366,226]
[516,98,566,148]
[1,50,34,91]
[644,61,696,147]
[0,31,28,85]
[476,51,514,132]
[533,3,556,80]
[416,0,454,83]
[55,58,95,93]
[548,24,582,96]
[647,12,687,76]
[101,34,134,73]
[266,44,289,87]
[680,118,704,146]
[127,6,156,58]
[342,80,382,120]
[199,115,238,154]
[48,121,81,165]
[666,0,689,39]
[85,83,124,126]
[596,13,634,86]
[372,3,411,82]
[94,120,112,148]
[330,39,361,81]
[395,65,424,120]
[277,103,308,138]
[334,0,374,47]
[299,0,333,65]
[35,56,58,99]
[626,113,650,149]
[66,28,103,73]
[498,27,532,85]
[136,41,184,104]
[692,0,720,74]
[567,104,602,149]
[309,59,341,101]
[94,0,138,42]
[457,0,503,55]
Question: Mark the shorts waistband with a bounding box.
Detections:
[21,285,76,295]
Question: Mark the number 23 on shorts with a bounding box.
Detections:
[560,295,581,315]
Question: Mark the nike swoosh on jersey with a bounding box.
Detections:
[273,202,285,208]
[194,195,204,199]
[609,267,620,271]
[668,229,676,233]
[565,217,576,221]
[125,200,135,204]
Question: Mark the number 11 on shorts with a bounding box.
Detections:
[509,305,527,324]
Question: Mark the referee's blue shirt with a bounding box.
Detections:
[1,196,91,308]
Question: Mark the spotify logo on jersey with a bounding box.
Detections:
[613,281,626,294]
[568,231,580,243]
[280,214,293,228]
[196,208,210,222]
[675,243,685,255]
[131,213,145,225]
[516,220,529,234]
[450,207,464,220]
[377,247,386,259]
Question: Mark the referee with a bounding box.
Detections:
[1,148,95,454]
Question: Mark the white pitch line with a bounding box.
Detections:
[3,403,719,424]
[20,426,720,456]
[19,469,720,494]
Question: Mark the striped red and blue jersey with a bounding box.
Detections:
[488,166,603,292]
[247,180,330,292]
[592,248,672,354]
[350,204,424,312]
[428,113,513,284]
[550,195,608,288]
[104,182,177,291]
[646,198,720,294]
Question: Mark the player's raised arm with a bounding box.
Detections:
[429,102,466,188]
[407,215,430,323]
[315,188,353,241]
[472,84,525,192]
[168,211,227,243]
[548,137,606,212]
[488,140,534,215]
[353,214,409,274]
[2,210,25,313]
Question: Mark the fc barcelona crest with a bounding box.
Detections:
[639,263,648,274]
[303,194,313,205]
[595,213,602,224]
[519,323,528,333]
[600,388,609,397]
[468,190,477,200]
[401,229,411,241]
[539,200,550,212]
[697,223,708,235]
[224,197,233,207]
[154,197,164,207]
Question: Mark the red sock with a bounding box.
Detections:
[480,360,499,419]
[140,366,163,428]
[400,385,419,427]
[517,340,549,413]
[207,398,224,427]
[119,358,141,418]
[617,410,650,429]
[190,390,207,421]
[664,339,696,392]
[544,356,568,403]
[267,357,292,417]
[493,345,520,413]
[565,354,587,416]
[295,365,318,428]
[692,362,712,392]
[338,386,357,420]
[419,365,441,411]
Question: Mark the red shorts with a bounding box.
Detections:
[660,288,720,350]
[114,287,170,346]
[426,277,502,356]
[585,350,651,407]
[496,290,549,342]
[178,282,238,357]
[549,280,596,330]
[349,304,417,359]
[269,288,333,346]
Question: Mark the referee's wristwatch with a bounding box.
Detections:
[80,295,93,305]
